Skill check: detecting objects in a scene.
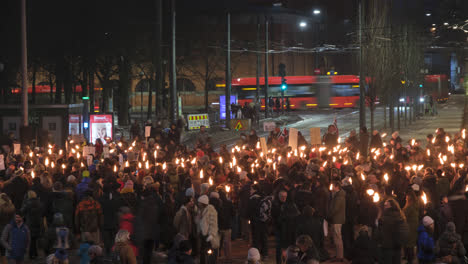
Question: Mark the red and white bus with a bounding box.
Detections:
[232,75,361,109]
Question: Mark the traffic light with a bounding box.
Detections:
[281,79,287,91]
[419,84,423,88]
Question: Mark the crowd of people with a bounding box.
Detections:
[0,121,468,264]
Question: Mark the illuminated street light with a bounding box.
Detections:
[425,13,431,17]
[444,22,449,26]
[313,9,321,15]
[299,21,307,28]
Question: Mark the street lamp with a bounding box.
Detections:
[313,9,321,15]
[444,22,449,26]
[425,13,431,17]
[299,21,307,28]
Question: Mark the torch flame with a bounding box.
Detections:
[200,169,204,179]
[225,185,231,193]
[373,193,380,203]
[421,192,428,205]
[384,173,389,183]
[366,189,375,196]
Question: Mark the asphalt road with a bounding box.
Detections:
[205,94,465,149]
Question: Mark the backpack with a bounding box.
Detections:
[52,196,74,228]
[258,196,273,222]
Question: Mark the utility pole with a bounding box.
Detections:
[155,0,162,118]
[358,0,366,131]
[256,16,261,115]
[225,12,231,126]
[264,18,269,118]
[170,0,177,122]
[21,0,28,127]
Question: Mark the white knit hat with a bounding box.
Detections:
[423,216,434,227]
[198,195,209,205]
[247,248,261,262]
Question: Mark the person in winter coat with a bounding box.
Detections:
[120,180,138,214]
[47,182,74,229]
[418,216,436,263]
[44,213,73,256]
[403,191,419,264]
[99,182,123,256]
[75,171,91,202]
[295,235,320,264]
[20,190,43,259]
[356,192,379,239]
[369,130,383,149]
[328,182,346,262]
[248,184,268,258]
[295,206,326,261]
[351,226,377,264]
[0,193,15,264]
[379,198,407,264]
[197,195,219,264]
[436,222,466,264]
[342,180,358,260]
[112,229,137,264]
[0,214,30,264]
[75,190,103,245]
[2,170,29,211]
[359,126,369,157]
[173,196,194,239]
[272,190,300,264]
[136,184,162,264]
[218,190,234,261]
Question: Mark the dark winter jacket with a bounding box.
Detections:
[47,191,74,228]
[357,196,379,227]
[369,134,383,149]
[296,214,323,251]
[3,176,29,210]
[272,200,300,248]
[351,231,377,264]
[328,190,346,224]
[20,197,43,237]
[136,190,162,241]
[448,195,468,237]
[219,196,234,230]
[403,203,419,247]
[436,222,466,259]
[98,192,123,230]
[0,220,30,260]
[294,190,314,213]
[379,208,406,248]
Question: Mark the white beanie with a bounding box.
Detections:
[423,216,434,227]
[247,248,261,262]
[210,192,220,199]
[411,184,420,192]
[185,188,195,197]
[198,195,209,205]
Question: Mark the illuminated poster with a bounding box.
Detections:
[90,114,113,144]
[219,95,237,120]
[68,115,83,136]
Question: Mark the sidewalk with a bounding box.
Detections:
[378,94,465,146]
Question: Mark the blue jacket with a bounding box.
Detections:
[78,242,91,264]
[417,224,435,261]
[76,177,91,201]
[0,220,30,260]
